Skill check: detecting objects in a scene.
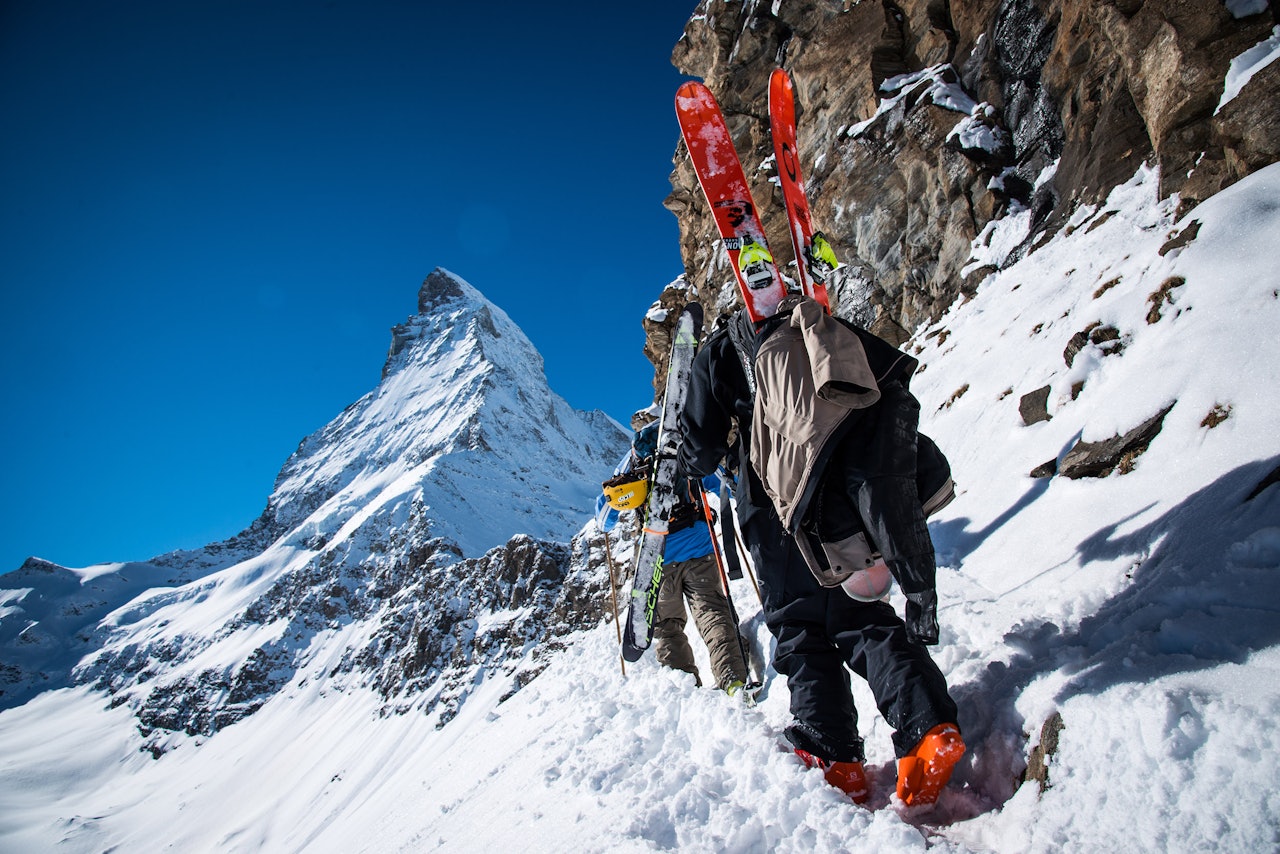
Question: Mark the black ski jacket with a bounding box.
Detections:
[678,307,946,598]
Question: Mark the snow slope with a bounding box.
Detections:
[2,168,1279,852]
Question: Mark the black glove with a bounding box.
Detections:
[905,590,939,645]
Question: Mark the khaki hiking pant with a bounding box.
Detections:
[653,553,750,690]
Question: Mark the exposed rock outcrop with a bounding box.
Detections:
[83,527,613,748]
[654,0,1277,378]
[1059,403,1175,478]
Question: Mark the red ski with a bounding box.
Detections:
[769,68,835,313]
[676,81,786,323]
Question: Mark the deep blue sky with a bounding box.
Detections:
[1,0,699,570]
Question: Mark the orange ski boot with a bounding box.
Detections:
[795,749,870,804]
[896,723,965,806]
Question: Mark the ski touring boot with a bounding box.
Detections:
[896,723,965,807]
[795,749,870,805]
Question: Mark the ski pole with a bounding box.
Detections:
[700,487,734,601]
[731,512,765,607]
[700,486,757,689]
[716,466,764,607]
[602,530,626,678]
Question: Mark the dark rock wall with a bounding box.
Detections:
[656,0,1276,373]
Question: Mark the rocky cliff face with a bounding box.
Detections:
[659,0,1277,357]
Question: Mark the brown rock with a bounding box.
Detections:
[1065,323,1125,367]
[1059,404,1175,478]
[1023,711,1066,793]
[1030,459,1058,479]
[647,0,1278,407]
[1019,384,1052,426]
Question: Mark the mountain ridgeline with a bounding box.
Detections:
[0,269,629,746]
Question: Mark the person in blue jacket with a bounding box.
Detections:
[598,422,750,694]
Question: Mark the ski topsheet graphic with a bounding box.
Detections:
[676,81,787,323]
[769,67,835,313]
[622,302,704,662]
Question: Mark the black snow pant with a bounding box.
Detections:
[741,498,958,762]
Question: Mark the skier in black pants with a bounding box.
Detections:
[678,300,964,806]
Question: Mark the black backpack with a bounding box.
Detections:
[725,303,955,592]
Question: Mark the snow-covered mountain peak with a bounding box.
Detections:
[0,267,628,741]
[385,266,544,380]
[264,267,625,558]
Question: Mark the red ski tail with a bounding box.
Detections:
[769,68,832,313]
[676,81,787,323]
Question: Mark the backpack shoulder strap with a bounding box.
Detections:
[726,304,796,400]
[726,309,760,398]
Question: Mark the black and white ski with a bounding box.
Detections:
[622,302,704,662]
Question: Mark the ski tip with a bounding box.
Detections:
[682,301,705,341]
[675,79,714,111]
[769,67,796,131]
[770,67,793,97]
[671,302,704,346]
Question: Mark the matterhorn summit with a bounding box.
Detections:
[265,267,626,557]
[0,268,629,745]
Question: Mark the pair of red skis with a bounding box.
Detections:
[676,69,837,323]
[617,72,827,665]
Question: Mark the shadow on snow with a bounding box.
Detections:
[947,455,1280,812]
